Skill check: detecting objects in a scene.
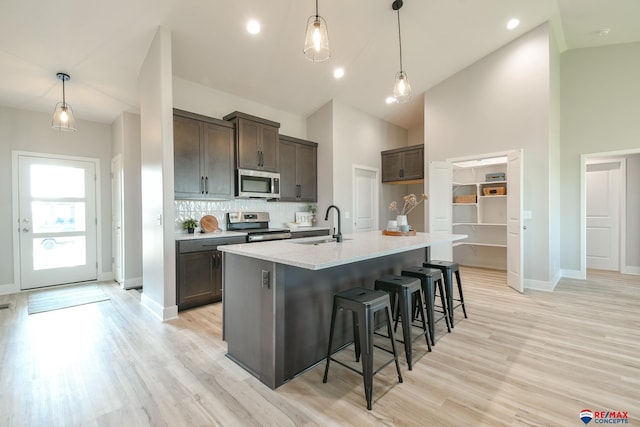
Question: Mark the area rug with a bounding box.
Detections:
[27,284,110,315]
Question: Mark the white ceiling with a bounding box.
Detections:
[1,0,639,130]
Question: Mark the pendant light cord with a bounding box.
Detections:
[62,78,67,107]
[397,9,403,72]
[315,0,319,18]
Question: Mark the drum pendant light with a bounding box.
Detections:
[51,72,77,131]
[392,0,411,103]
[304,0,330,62]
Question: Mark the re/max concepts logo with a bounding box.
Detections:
[580,409,629,424]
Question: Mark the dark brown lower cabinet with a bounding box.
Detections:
[176,237,245,311]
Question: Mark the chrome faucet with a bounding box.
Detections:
[324,205,343,243]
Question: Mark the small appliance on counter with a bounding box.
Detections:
[294,212,314,227]
[226,212,291,242]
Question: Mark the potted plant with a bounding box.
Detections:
[183,218,198,234]
[307,204,318,225]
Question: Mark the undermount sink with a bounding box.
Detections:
[292,237,352,245]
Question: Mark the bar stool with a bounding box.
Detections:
[323,287,403,410]
[401,266,451,345]
[374,275,431,370]
[423,260,468,327]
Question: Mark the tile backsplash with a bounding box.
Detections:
[175,199,314,233]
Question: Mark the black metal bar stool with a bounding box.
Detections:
[323,287,403,410]
[401,266,451,345]
[374,275,431,370]
[423,260,468,327]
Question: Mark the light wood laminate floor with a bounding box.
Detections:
[1,268,638,426]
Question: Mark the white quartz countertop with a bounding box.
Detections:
[218,230,468,270]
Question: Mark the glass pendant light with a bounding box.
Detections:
[51,72,76,131]
[392,0,411,103]
[304,0,330,62]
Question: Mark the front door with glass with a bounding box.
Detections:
[17,155,98,289]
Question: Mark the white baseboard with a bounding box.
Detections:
[524,278,555,292]
[621,266,640,276]
[122,277,143,290]
[141,293,178,322]
[0,283,19,296]
[551,269,562,289]
[560,269,585,280]
[98,272,114,282]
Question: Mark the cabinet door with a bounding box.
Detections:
[203,123,234,198]
[260,124,279,172]
[212,251,223,298]
[278,139,298,201]
[174,116,203,198]
[381,151,403,182]
[177,251,216,310]
[296,143,317,202]
[237,118,260,169]
[401,147,424,180]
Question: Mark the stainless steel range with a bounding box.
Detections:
[226,212,291,242]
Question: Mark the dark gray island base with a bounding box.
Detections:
[223,247,427,389]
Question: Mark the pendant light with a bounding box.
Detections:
[304,0,330,62]
[392,0,411,103]
[51,72,76,131]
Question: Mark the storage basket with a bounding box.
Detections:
[454,195,477,203]
[485,173,506,182]
[483,187,506,196]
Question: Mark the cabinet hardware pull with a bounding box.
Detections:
[205,176,209,194]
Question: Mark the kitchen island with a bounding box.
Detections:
[218,230,467,389]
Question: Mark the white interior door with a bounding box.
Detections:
[18,155,98,289]
[111,155,124,284]
[586,162,620,271]
[353,166,378,232]
[506,150,523,292]
[428,161,452,261]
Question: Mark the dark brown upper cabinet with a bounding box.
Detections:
[381,144,424,184]
[279,135,318,202]
[224,111,280,172]
[173,109,235,200]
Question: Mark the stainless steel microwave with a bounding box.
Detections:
[236,169,280,198]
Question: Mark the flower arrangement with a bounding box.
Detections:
[389,193,428,216]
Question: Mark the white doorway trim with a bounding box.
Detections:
[12,150,103,290]
[580,149,638,278]
[352,164,379,232]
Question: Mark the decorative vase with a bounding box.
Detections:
[396,215,409,232]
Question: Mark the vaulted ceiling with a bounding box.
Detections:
[1,0,639,130]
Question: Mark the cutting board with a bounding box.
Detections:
[200,215,219,233]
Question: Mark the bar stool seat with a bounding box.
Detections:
[374,275,431,370]
[423,260,468,327]
[323,287,403,410]
[401,266,451,345]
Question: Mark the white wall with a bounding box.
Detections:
[111,112,143,288]
[324,102,408,234]
[0,107,112,293]
[173,77,307,139]
[560,42,640,273]
[139,26,177,320]
[425,24,553,284]
[626,154,640,271]
[307,101,334,224]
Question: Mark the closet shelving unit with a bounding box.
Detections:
[452,158,508,270]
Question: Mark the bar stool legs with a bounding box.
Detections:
[323,287,403,410]
[423,260,468,327]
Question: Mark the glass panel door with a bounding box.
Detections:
[18,155,98,289]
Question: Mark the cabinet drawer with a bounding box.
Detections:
[177,237,245,253]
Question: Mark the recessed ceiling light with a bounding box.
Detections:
[385,96,397,104]
[333,68,345,79]
[506,18,520,30]
[597,28,611,36]
[246,19,261,35]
